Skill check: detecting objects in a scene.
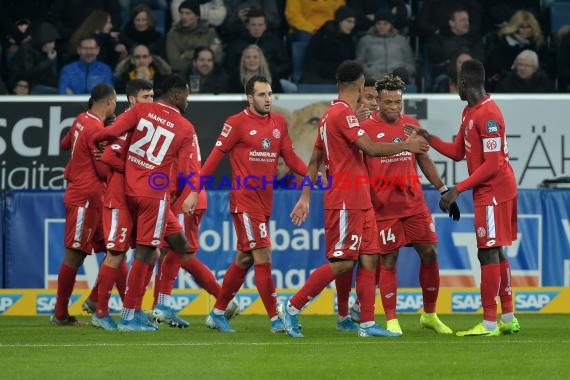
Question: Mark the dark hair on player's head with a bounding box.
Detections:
[336,60,364,84]
[245,75,270,96]
[88,83,115,109]
[376,74,406,92]
[364,78,377,88]
[160,74,188,95]
[126,79,153,98]
[460,59,485,87]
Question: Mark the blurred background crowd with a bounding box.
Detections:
[1,0,569,95]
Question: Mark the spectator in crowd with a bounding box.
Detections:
[426,7,484,84]
[188,46,230,93]
[68,10,127,67]
[0,75,7,94]
[171,0,227,27]
[166,0,222,76]
[119,4,165,56]
[225,8,290,84]
[58,36,114,94]
[48,0,122,42]
[557,25,570,92]
[302,6,356,84]
[229,44,282,93]
[118,0,168,12]
[346,0,410,35]
[11,78,31,95]
[416,0,482,39]
[495,49,554,93]
[356,8,415,85]
[3,18,32,64]
[447,48,472,93]
[220,1,281,41]
[9,22,61,94]
[114,43,171,93]
[285,0,344,42]
[485,10,551,87]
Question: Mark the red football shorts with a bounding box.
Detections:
[172,210,205,253]
[128,196,183,247]
[231,212,271,251]
[376,210,438,254]
[474,198,518,249]
[102,206,133,252]
[64,199,102,253]
[325,208,378,261]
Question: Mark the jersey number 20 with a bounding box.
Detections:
[129,118,175,165]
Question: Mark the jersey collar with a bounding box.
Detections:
[471,94,492,109]
[85,111,102,123]
[157,101,181,114]
[332,99,350,108]
[244,108,270,120]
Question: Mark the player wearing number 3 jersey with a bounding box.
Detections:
[94,75,200,331]
[201,75,308,333]
[408,60,520,337]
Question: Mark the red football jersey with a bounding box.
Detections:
[432,95,517,205]
[171,132,207,213]
[361,113,426,220]
[94,101,200,199]
[314,99,371,210]
[63,111,106,206]
[102,132,130,209]
[214,109,295,215]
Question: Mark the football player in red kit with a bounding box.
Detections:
[201,75,308,333]
[408,59,520,336]
[51,84,117,325]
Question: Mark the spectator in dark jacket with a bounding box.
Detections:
[224,8,290,82]
[557,26,570,92]
[119,4,165,56]
[495,49,554,93]
[302,6,357,84]
[188,46,230,93]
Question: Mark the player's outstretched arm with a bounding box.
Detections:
[355,131,429,157]
[290,148,322,226]
[404,123,465,161]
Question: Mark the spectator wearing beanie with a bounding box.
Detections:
[302,6,357,84]
[356,7,415,84]
[166,0,222,76]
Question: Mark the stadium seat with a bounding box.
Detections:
[550,2,570,34]
[297,84,338,93]
[291,40,309,84]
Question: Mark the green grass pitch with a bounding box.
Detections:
[1,314,569,379]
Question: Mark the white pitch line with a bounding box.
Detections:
[0,340,565,348]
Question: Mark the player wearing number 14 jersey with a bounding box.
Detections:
[94,75,200,331]
[410,60,519,337]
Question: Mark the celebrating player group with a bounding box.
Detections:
[52,59,520,338]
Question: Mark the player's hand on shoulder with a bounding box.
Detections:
[290,198,309,226]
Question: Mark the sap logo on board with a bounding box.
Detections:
[396,292,424,312]
[36,294,81,314]
[166,294,199,312]
[235,294,261,312]
[0,295,23,314]
[515,291,559,312]
[451,292,481,312]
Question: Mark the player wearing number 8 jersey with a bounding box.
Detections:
[94,75,200,331]
[408,59,520,336]
[279,61,429,338]
[201,75,308,333]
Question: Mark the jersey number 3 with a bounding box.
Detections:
[129,118,175,165]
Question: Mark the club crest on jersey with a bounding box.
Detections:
[261,138,271,150]
[486,120,499,134]
[392,137,403,143]
[483,137,501,152]
[477,227,486,238]
[346,115,359,128]
[273,128,281,138]
[221,123,232,137]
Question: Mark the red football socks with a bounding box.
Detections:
[481,263,501,322]
[116,259,128,302]
[335,270,353,317]
[254,263,278,318]
[88,281,99,302]
[123,259,147,309]
[158,251,184,296]
[290,264,335,311]
[214,262,247,310]
[54,264,78,320]
[356,267,376,324]
[420,262,440,314]
[95,265,118,317]
[181,256,220,297]
[379,266,397,320]
[499,259,514,314]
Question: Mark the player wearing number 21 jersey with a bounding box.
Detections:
[94,75,200,331]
